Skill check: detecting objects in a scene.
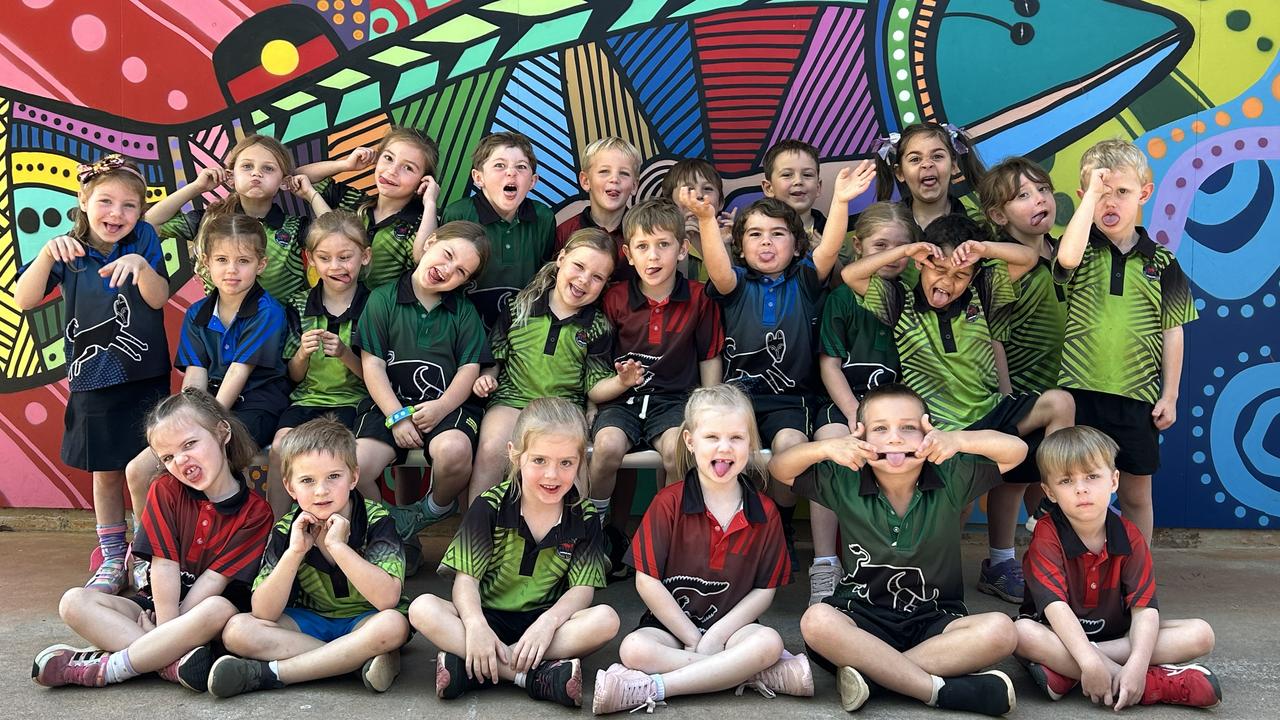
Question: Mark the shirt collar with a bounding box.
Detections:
[179,470,252,514]
[626,272,691,310]
[472,192,537,225]
[531,288,599,327]
[394,271,458,311]
[1050,504,1132,559]
[679,469,767,524]
[1088,224,1159,258]
[743,256,805,284]
[262,203,287,229]
[367,197,423,232]
[912,280,974,322]
[856,462,944,496]
[193,282,266,327]
[303,281,370,324]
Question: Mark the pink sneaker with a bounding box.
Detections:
[737,653,814,698]
[592,666,662,715]
[32,645,109,688]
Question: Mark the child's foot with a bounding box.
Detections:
[808,563,839,606]
[976,558,1024,604]
[85,556,128,594]
[158,644,214,692]
[526,657,582,707]
[592,666,663,715]
[603,525,635,584]
[361,649,401,693]
[1020,659,1076,700]
[1142,663,1222,708]
[208,656,279,698]
[435,651,484,699]
[403,533,424,577]
[389,497,458,540]
[738,653,813,698]
[31,645,108,687]
[936,670,1016,716]
[1025,497,1054,532]
[837,666,871,711]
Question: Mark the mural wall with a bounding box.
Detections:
[0,0,1275,529]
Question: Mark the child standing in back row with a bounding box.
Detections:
[873,122,986,230]
[761,139,827,247]
[556,137,641,282]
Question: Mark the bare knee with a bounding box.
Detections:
[361,610,410,652]
[408,594,449,634]
[429,435,473,478]
[59,586,97,625]
[580,605,621,640]
[222,613,268,654]
[1189,619,1216,656]
[1044,389,1074,421]
[618,632,658,669]
[800,603,843,648]
[190,596,238,630]
[748,626,785,665]
[1013,618,1051,656]
[975,612,1018,655]
[770,429,807,454]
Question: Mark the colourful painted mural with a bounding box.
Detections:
[0,0,1275,529]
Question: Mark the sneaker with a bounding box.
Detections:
[592,665,663,715]
[836,666,871,712]
[130,555,151,593]
[737,654,813,698]
[527,658,582,707]
[808,563,839,606]
[31,645,109,687]
[935,670,1017,717]
[435,651,484,700]
[170,645,214,692]
[208,656,273,698]
[403,533,424,577]
[1021,659,1075,701]
[976,558,1025,604]
[390,496,458,540]
[1025,497,1054,533]
[1142,663,1222,708]
[85,556,128,594]
[603,524,635,584]
[360,649,400,693]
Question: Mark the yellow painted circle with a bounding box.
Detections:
[261,39,300,76]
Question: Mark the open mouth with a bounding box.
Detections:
[876,451,917,468]
[102,223,124,235]
[503,183,518,198]
[757,251,777,264]
[919,175,939,189]
[930,287,951,306]
[1101,212,1121,227]
[428,267,446,284]
[377,175,396,188]
[327,272,352,285]
[1031,210,1050,226]
[644,266,663,276]
[711,459,734,477]
[566,283,586,300]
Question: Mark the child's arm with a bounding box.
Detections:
[13,237,79,310]
[841,242,941,297]
[148,557,184,625]
[181,366,209,393]
[472,366,500,398]
[287,329,321,383]
[251,512,316,620]
[813,161,876,282]
[1152,326,1183,430]
[587,359,645,404]
[698,357,722,387]
[286,175,332,216]
[144,168,228,226]
[322,513,402,610]
[176,569,232,616]
[1113,606,1160,710]
[914,415,1028,474]
[819,356,860,433]
[677,187,738,296]
[99,254,169,309]
[213,362,254,411]
[1057,169,1110,272]
[635,571,704,650]
[452,572,510,683]
[317,329,362,378]
[952,238,1038,282]
[695,587,777,655]
[362,353,423,449]
[411,176,441,263]
[297,147,375,184]
[1043,601,1119,706]
[412,363,479,436]
[510,585,595,672]
[768,433,878,487]
[993,341,1012,395]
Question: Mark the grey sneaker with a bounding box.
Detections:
[361,650,400,693]
[808,563,839,606]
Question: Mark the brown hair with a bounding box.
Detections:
[277,415,359,486]
[305,209,368,252]
[874,122,987,202]
[422,219,492,280]
[622,198,685,245]
[856,383,927,425]
[471,131,538,173]
[763,139,820,179]
[673,384,766,488]
[850,201,922,259]
[377,126,439,179]
[730,197,810,258]
[1036,425,1119,481]
[978,156,1054,226]
[70,157,147,245]
[660,158,724,206]
[195,214,267,283]
[145,388,259,471]
[204,134,295,224]
[509,228,614,327]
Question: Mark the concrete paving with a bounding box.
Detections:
[3,528,1277,719]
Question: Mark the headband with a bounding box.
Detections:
[76,154,146,185]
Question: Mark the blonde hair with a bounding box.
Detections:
[509,228,614,327]
[673,384,766,488]
[1079,139,1152,188]
[196,214,267,281]
[277,416,359,486]
[1036,425,1119,481]
[581,136,641,174]
[305,209,368,253]
[205,134,295,224]
[504,397,590,488]
[850,201,921,259]
[145,388,259,471]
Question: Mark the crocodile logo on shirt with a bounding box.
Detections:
[841,543,940,613]
[1079,617,1106,636]
[662,574,731,626]
[614,351,659,389]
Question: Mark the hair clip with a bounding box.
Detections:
[940,123,970,156]
[76,154,146,184]
[872,132,901,163]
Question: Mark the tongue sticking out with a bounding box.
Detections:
[884,452,907,467]
[711,460,733,477]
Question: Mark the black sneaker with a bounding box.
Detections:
[527,658,582,707]
[208,656,278,698]
[603,525,634,584]
[403,533,424,577]
[176,644,214,692]
[435,651,484,700]
[936,670,1016,717]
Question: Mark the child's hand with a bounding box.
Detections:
[318,330,344,357]
[192,167,231,193]
[904,242,945,271]
[285,174,317,202]
[323,513,350,550]
[694,631,727,656]
[913,414,961,463]
[676,186,717,221]
[510,613,557,673]
[825,424,878,469]
[1079,656,1115,706]
[98,254,150,288]
[1112,662,1146,710]
[411,401,445,434]
[464,621,509,684]
[1085,168,1112,199]
[136,609,157,632]
[832,160,876,203]
[391,418,423,449]
[345,147,376,172]
[417,175,440,205]
[615,359,646,388]
[473,375,498,398]
[1151,396,1176,430]
[718,207,737,232]
[950,240,986,269]
[288,511,320,555]
[43,235,85,264]
[297,328,325,358]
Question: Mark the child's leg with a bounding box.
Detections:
[123,449,159,528]
[58,587,149,651]
[426,429,474,507]
[110,597,238,672]
[222,610,409,684]
[266,427,294,519]
[619,624,783,697]
[410,594,516,680]
[809,422,847,603]
[768,427,809,565]
[982,483,1027,600]
[655,427,681,487]
[903,613,1018,677]
[1015,389,1076,437]
[1094,619,1216,667]
[1117,472,1154,541]
[355,437,397,501]
[588,426,631,512]
[469,406,521,503]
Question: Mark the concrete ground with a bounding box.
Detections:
[3,526,1277,719]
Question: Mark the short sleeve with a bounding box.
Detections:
[440,197,467,223]
[1159,258,1198,330]
[283,301,304,360]
[230,300,287,366]
[693,289,725,361]
[820,285,857,358]
[706,265,748,305]
[791,460,849,511]
[316,179,365,213]
[354,288,390,358]
[566,504,608,589]
[453,299,488,366]
[176,305,212,370]
[753,508,792,589]
[206,496,273,584]
[157,209,202,244]
[1120,526,1159,611]
[860,275,904,328]
[977,259,1019,313]
[132,476,183,563]
[583,323,615,392]
[362,508,407,582]
[1022,524,1071,611]
[941,453,1004,505]
[251,521,293,592]
[625,486,677,578]
[439,494,499,580]
[133,223,170,279]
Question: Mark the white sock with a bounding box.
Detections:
[926,675,945,706]
[812,555,839,567]
[650,673,666,701]
[514,671,527,689]
[268,660,283,685]
[105,649,138,684]
[989,546,1016,564]
[591,498,611,518]
[425,493,452,515]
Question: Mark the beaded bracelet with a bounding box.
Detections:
[385,405,415,428]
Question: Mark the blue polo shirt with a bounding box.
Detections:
[176,282,290,412]
[709,256,823,396]
[21,222,170,392]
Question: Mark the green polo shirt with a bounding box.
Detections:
[1054,226,1197,404]
[442,193,556,328]
[487,291,614,410]
[820,284,900,397]
[284,283,371,407]
[859,261,1019,430]
[794,453,1001,613]
[354,273,486,405]
[990,239,1067,395]
[159,205,308,300]
[318,179,421,289]
[440,477,607,613]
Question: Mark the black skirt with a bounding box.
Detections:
[62,375,171,471]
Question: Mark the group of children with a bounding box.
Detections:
[20,121,1221,714]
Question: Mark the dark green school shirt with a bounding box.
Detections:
[283,283,371,407]
[159,204,309,301]
[319,180,421,290]
[820,284,900,397]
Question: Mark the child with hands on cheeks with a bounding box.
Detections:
[32,389,272,692]
[410,398,619,707]
[592,385,809,715]
[210,417,411,697]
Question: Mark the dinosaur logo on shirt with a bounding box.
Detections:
[65,294,150,382]
[841,543,940,613]
[723,331,795,394]
[1079,618,1106,636]
[614,351,659,389]
[384,350,446,402]
[662,574,730,626]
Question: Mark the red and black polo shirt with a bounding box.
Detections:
[626,471,790,630]
[601,273,723,399]
[132,471,273,610]
[555,205,631,283]
[1020,505,1158,641]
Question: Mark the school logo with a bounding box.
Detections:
[384,349,447,402]
[964,301,982,323]
[614,351,659,389]
[575,329,590,348]
[662,575,730,626]
[841,360,897,391]
[723,331,795,394]
[273,229,293,248]
[1142,260,1160,281]
[840,543,940,613]
[555,542,575,561]
[393,222,413,242]
[65,294,149,385]
[1079,618,1107,636]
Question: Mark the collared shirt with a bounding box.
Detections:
[158,204,309,300]
[486,290,613,409]
[255,491,408,618]
[627,470,790,630]
[1021,506,1157,641]
[443,193,556,328]
[440,477,607,613]
[820,283,900,397]
[1053,225,1197,404]
[354,272,486,405]
[284,283,371,407]
[132,471,272,611]
[176,282,290,411]
[319,179,422,289]
[555,205,632,283]
[989,235,1066,394]
[710,256,824,396]
[860,261,1019,430]
[23,222,171,391]
[601,273,723,398]
[793,453,1002,612]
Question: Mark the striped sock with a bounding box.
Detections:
[97,522,128,561]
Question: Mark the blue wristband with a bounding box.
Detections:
[385,405,415,428]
